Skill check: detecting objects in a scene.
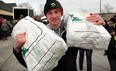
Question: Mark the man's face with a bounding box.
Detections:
[108,21,113,25]
[110,30,116,36]
[46,9,62,28]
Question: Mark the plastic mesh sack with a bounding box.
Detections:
[12,16,68,71]
[65,11,111,50]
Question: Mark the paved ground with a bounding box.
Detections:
[0,36,111,71]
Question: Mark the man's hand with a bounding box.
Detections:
[14,32,26,53]
[86,13,105,26]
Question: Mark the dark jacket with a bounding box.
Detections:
[106,36,116,55]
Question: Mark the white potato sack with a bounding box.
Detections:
[65,11,111,50]
[12,16,68,71]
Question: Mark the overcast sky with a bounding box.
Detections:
[2,0,116,15]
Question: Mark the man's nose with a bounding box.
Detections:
[52,13,56,17]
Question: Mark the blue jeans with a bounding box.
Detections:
[79,48,93,71]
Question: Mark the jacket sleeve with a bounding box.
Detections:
[103,20,110,33]
[13,48,27,68]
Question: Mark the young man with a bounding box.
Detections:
[13,0,106,71]
[106,26,116,71]
[1,19,8,40]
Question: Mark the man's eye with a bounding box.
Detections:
[48,12,52,15]
[55,11,58,13]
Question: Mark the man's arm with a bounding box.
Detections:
[13,32,27,68]
[13,48,27,68]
